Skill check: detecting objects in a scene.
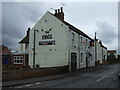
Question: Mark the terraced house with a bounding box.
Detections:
[19,7,107,71]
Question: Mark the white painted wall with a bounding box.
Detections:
[96,40,107,64]
[29,11,69,68]
[19,43,26,52]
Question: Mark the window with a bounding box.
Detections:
[72,32,75,45]
[25,43,29,50]
[86,39,88,47]
[81,53,83,63]
[14,56,23,64]
[14,57,16,59]
[81,37,83,46]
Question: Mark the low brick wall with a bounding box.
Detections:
[102,61,109,65]
[2,66,69,81]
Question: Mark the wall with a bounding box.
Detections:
[67,29,95,70]
[19,43,26,52]
[29,11,69,68]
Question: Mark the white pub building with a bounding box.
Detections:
[19,7,107,71]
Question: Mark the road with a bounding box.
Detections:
[9,64,119,88]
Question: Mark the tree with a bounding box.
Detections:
[107,53,118,63]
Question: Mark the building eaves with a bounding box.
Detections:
[19,36,29,43]
[107,50,116,53]
[48,11,93,40]
[63,21,93,40]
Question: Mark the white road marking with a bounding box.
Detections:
[35,82,42,85]
[25,84,33,87]
[17,87,21,88]
[97,76,106,82]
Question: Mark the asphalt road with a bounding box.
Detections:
[9,64,119,88]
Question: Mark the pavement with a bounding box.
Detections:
[2,64,117,87]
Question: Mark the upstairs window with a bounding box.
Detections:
[80,37,83,47]
[72,32,75,45]
[86,39,88,47]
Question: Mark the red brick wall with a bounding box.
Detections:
[2,66,69,81]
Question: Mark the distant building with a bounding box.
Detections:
[12,50,29,66]
[19,28,30,52]
[107,50,117,58]
[94,39,107,64]
[1,45,12,65]
[15,28,30,67]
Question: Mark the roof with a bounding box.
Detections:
[48,11,93,40]
[19,35,29,43]
[0,45,12,55]
[63,21,93,40]
[13,50,29,55]
[101,44,107,49]
[107,50,116,54]
[19,29,30,43]
[98,41,107,49]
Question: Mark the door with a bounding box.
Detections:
[3,56,9,64]
[71,52,77,71]
[86,57,88,68]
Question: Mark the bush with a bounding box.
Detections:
[107,53,118,63]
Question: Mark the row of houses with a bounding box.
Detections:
[1,7,117,71]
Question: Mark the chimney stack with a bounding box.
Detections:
[61,7,63,13]
[58,9,60,13]
[54,7,64,21]
[55,9,57,14]
[27,27,30,36]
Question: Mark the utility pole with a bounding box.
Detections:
[95,32,97,65]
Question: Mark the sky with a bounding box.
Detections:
[1,1,118,53]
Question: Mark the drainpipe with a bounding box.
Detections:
[33,29,36,68]
[78,34,80,69]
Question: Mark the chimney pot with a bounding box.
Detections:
[28,27,30,31]
[58,9,60,13]
[55,9,57,14]
[61,7,63,13]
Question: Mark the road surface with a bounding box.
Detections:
[9,64,119,88]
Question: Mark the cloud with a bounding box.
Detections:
[2,2,43,51]
[95,21,117,44]
[2,2,117,52]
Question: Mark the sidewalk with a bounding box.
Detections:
[2,64,110,87]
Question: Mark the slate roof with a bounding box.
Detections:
[49,11,93,40]
[19,35,29,43]
[107,50,116,54]
[63,21,93,40]
[19,29,30,43]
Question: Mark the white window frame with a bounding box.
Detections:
[14,56,23,64]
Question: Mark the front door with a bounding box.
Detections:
[71,52,77,71]
[86,57,88,68]
[3,56,9,64]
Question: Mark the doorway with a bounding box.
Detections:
[71,52,77,71]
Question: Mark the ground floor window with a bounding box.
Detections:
[14,56,23,64]
[81,53,83,63]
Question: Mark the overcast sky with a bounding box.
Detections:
[2,2,118,53]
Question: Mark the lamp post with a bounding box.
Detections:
[95,32,97,65]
